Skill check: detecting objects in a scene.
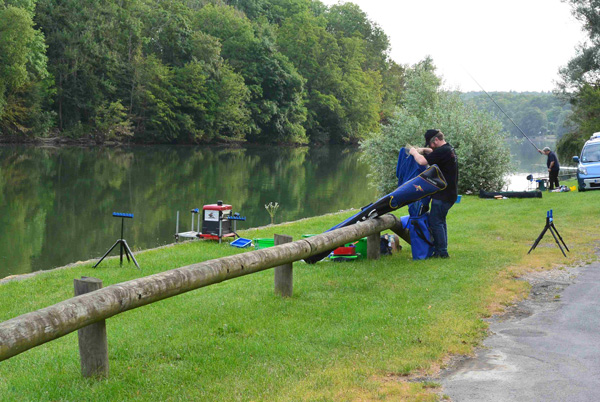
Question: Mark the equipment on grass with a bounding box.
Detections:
[94,212,140,270]
[230,237,252,248]
[528,210,570,257]
[175,208,201,241]
[304,161,446,264]
[175,201,247,244]
[479,189,543,199]
[197,201,247,243]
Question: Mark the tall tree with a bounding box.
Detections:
[556,0,600,156]
[326,2,389,71]
[194,4,307,143]
[517,107,548,136]
[35,0,142,133]
[0,2,50,135]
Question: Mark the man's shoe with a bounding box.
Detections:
[431,253,450,259]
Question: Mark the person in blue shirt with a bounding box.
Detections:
[539,146,560,190]
[409,129,458,258]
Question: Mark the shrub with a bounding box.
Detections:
[361,61,511,195]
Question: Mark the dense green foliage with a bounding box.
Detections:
[362,60,512,194]
[461,92,573,139]
[0,0,404,144]
[0,0,51,135]
[555,0,600,157]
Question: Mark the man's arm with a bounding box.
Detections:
[409,147,429,166]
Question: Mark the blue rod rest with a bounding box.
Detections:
[113,212,134,218]
[228,216,246,221]
[191,208,199,213]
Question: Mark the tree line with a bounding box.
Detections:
[461,92,573,139]
[0,0,405,145]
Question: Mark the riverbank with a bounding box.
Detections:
[0,208,357,285]
[0,134,322,148]
[0,182,598,400]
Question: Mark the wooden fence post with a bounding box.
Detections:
[367,233,380,260]
[274,234,293,297]
[74,277,108,378]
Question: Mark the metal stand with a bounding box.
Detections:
[528,209,569,257]
[94,213,141,269]
[175,208,201,242]
[228,213,246,240]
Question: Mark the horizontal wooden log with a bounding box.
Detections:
[0,214,400,361]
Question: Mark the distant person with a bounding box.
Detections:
[409,129,459,258]
[539,146,560,190]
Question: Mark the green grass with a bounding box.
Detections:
[0,181,598,401]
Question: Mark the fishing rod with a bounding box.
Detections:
[465,71,541,152]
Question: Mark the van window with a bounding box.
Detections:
[582,143,600,162]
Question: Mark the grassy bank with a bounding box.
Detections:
[0,182,598,401]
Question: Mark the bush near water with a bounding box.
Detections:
[361,60,512,195]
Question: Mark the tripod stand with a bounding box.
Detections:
[528,209,569,257]
[94,212,140,269]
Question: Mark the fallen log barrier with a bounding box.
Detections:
[0,213,405,364]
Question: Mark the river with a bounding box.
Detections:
[0,145,380,278]
[0,140,565,279]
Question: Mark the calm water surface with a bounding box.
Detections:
[0,140,567,278]
[0,145,379,278]
[504,137,564,191]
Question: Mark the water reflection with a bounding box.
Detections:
[0,145,378,278]
[504,137,558,191]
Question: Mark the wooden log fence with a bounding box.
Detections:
[74,277,109,378]
[274,234,294,297]
[0,213,407,364]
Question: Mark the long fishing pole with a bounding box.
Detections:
[465,71,541,152]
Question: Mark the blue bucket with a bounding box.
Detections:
[455,195,462,204]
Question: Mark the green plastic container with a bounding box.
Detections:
[303,234,366,257]
[352,237,367,257]
[254,238,274,250]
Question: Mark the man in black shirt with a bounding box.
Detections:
[539,146,560,190]
[409,129,459,258]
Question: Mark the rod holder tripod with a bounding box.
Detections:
[94,212,141,270]
[528,209,569,257]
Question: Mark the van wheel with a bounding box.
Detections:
[579,187,586,192]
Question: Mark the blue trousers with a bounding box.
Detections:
[429,199,454,256]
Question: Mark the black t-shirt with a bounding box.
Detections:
[547,151,560,171]
[425,143,458,203]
